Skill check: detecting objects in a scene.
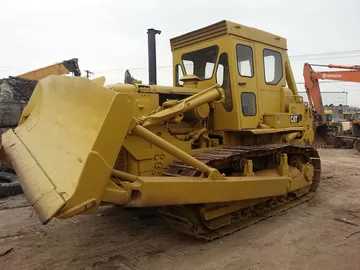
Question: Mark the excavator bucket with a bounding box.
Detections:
[1,76,133,223]
[313,124,328,148]
[354,138,360,153]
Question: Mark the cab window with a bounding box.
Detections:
[241,92,256,116]
[182,45,219,80]
[325,114,333,122]
[236,44,254,77]
[175,64,184,86]
[216,53,232,112]
[263,49,283,85]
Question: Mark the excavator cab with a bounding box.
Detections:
[2,21,320,239]
[324,110,333,123]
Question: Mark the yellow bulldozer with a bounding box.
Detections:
[0,58,81,130]
[1,21,320,240]
[0,58,81,198]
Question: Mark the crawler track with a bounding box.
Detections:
[160,144,321,241]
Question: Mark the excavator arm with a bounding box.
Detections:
[17,58,81,81]
[310,64,360,82]
[303,63,360,146]
[303,63,325,126]
[303,63,360,125]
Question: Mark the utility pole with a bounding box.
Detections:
[85,70,94,78]
[345,91,348,110]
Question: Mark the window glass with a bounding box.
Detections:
[183,60,194,75]
[325,114,333,122]
[236,44,254,77]
[241,92,256,116]
[205,62,215,79]
[176,64,184,86]
[263,49,283,85]
[216,53,232,112]
[216,64,224,85]
[181,46,219,80]
[344,113,354,120]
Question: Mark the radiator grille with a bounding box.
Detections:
[114,147,127,171]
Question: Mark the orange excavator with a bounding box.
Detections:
[303,63,360,151]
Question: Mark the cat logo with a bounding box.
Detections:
[290,115,300,123]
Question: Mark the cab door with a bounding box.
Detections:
[233,38,260,129]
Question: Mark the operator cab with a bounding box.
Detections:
[171,21,303,131]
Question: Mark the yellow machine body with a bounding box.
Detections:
[2,20,320,239]
[17,58,81,80]
[324,109,333,124]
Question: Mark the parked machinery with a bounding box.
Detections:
[2,21,320,240]
[304,63,360,150]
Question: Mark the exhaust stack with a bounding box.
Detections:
[147,28,161,85]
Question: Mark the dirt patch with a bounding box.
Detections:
[1,149,360,270]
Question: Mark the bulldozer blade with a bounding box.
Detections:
[2,76,133,224]
[92,76,106,86]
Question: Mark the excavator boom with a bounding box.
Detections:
[303,63,325,125]
[311,68,360,82]
[311,71,360,82]
[17,58,81,80]
[304,63,360,122]
[303,62,360,147]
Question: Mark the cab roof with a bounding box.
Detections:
[170,20,287,52]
